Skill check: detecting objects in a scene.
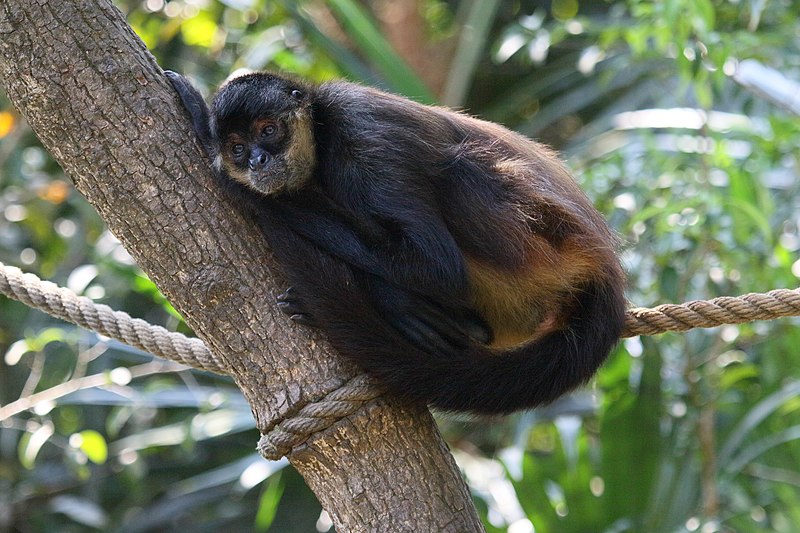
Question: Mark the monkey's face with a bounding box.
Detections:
[211,73,316,196]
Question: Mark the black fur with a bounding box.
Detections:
[166,70,626,414]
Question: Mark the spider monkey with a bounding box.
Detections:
[165,70,626,414]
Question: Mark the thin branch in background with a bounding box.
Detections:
[745,463,800,487]
[18,350,45,399]
[71,341,110,381]
[0,360,187,421]
[442,0,500,107]
[732,59,800,116]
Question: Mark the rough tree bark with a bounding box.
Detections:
[0,1,484,531]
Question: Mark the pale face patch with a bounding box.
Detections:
[219,108,317,197]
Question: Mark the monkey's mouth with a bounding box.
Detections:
[247,171,278,193]
[229,158,306,197]
[246,164,289,196]
[228,166,282,197]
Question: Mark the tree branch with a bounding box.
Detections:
[0,1,483,530]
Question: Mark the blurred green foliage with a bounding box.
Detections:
[1,0,799,531]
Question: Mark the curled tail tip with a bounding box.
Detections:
[426,277,626,414]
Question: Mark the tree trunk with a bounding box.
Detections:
[0,1,484,531]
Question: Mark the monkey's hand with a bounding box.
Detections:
[363,276,492,356]
[164,70,214,158]
[276,287,320,327]
[392,305,492,356]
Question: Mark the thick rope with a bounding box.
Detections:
[622,288,800,337]
[257,374,383,460]
[2,261,799,459]
[0,261,224,374]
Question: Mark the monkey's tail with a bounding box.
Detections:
[423,276,626,413]
[341,274,626,415]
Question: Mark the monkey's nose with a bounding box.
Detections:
[248,151,270,171]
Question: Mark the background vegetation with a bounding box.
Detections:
[1,0,799,531]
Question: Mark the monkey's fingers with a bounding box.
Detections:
[288,313,319,327]
[412,299,493,347]
[276,287,298,302]
[391,316,462,358]
[460,312,493,345]
[276,287,320,327]
[276,298,305,315]
[362,274,483,352]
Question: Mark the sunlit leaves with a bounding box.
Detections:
[0,111,14,138]
[310,0,434,100]
[180,12,219,48]
[551,0,579,22]
[70,430,109,465]
[254,473,284,532]
[4,328,68,366]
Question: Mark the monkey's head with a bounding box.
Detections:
[210,72,316,196]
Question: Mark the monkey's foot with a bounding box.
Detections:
[276,287,319,327]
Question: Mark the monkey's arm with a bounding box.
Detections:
[165,71,214,157]
[276,274,488,354]
[272,191,470,302]
[269,195,492,348]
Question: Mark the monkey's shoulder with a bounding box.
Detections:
[318,82,555,154]
[315,82,454,138]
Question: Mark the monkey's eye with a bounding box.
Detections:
[291,89,303,99]
[261,124,277,138]
[231,143,245,156]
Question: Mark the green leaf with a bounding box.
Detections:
[441,0,501,106]
[719,363,759,389]
[278,1,376,82]
[254,472,285,532]
[325,0,434,101]
[181,14,218,48]
[723,197,773,247]
[73,430,109,465]
[719,381,800,465]
[726,425,800,476]
[693,0,715,34]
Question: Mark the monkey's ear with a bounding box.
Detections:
[164,70,213,156]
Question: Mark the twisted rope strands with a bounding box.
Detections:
[0,261,223,374]
[622,288,800,337]
[257,375,383,460]
[2,261,799,459]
